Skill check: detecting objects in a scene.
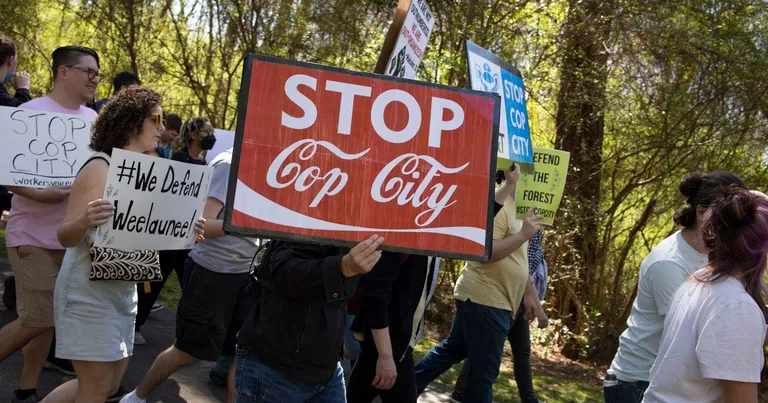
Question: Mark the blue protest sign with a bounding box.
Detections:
[466,40,534,172]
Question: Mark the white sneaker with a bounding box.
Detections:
[150,303,164,313]
[119,390,146,403]
[134,331,146,346]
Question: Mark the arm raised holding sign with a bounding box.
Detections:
[489,209,542,262]
[489,165,543,262]
[493,164,520,216]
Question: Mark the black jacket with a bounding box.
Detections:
[0,85,31,107]
[237,241,357,386]
[352,252,435,361]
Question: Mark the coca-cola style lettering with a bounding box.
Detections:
[226,55,499,260]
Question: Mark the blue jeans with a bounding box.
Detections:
[344,315,361,361]
[603,372,648,403]
[214,355,234,375]
[235,347,346,403]
[414,299,513,403]
[454,304,538,402]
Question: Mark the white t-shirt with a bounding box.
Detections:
[643,272,766,402]
[609,231,707,382]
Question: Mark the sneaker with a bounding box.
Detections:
[43,357,75,376]
[10,393,40,403]
[208,368,228,387]
[450,390,464,403]
[150,303,164,313]
[134,331,147,346]
[106,386,128,402]
[3,276,16,310]
[118,390,145,403]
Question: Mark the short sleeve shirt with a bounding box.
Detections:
[454,197,528,312]
[644,273,766,402]
[188,149,259,273]
[609,231,707,382]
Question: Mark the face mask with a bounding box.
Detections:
[2,70,14,85]
[200,133,217,150]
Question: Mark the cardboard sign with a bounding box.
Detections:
[95,148,212,251]
[385,0,435,79]
[0,106,94,187]
[515,147,570,225]
[466,41,535,173]
[225,55,500,260]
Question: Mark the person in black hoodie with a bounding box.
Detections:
[344,165,518,403]
[235,235,384,403]
[0,36,32,107]
[346,253,438,403]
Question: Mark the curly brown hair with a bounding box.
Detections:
[90,87,161,155]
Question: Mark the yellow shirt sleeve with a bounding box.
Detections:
[493,203,510,241]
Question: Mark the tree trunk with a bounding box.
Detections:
[552,0,614,357]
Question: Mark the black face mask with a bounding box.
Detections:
[200,133,217,150]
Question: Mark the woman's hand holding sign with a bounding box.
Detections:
[341,235,385,277]
[80,199,114,228]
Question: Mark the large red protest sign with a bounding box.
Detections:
[224,55,500,260]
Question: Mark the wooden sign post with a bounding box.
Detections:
[374,0,412,74]
[374,0,435,79]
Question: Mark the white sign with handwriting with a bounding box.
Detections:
[0,106,94,187]
[95,148,212,251]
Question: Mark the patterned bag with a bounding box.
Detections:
[80,151,163,282]
[87,241,162,282]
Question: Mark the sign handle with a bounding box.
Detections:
[374,0,412,74]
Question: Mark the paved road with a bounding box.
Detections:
[0,258,454,402]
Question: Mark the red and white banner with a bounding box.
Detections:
[225,55,500,260]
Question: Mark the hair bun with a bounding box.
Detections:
[679,174,703,199]
[712,187,756,229]
[673,206,697,228]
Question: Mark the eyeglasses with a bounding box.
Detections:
[152,113,166,129]
[67,65,102,81]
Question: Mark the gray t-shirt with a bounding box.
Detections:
[609,231,708,382]
[189,149,258,274]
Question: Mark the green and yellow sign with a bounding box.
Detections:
[515,147,570,225]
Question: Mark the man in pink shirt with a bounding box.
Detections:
[0,45,100,403]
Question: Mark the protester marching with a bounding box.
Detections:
[1,0,768,402]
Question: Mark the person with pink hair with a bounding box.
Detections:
[644,188,768,403]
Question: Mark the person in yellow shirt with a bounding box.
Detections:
[413,166,546,403]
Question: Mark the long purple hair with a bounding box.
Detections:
[699,187,768,314]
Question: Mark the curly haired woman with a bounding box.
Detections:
[42,87,204,403]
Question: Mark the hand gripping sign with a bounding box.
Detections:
[224,55,501,260]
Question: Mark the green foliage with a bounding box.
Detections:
[4,0,768,365]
